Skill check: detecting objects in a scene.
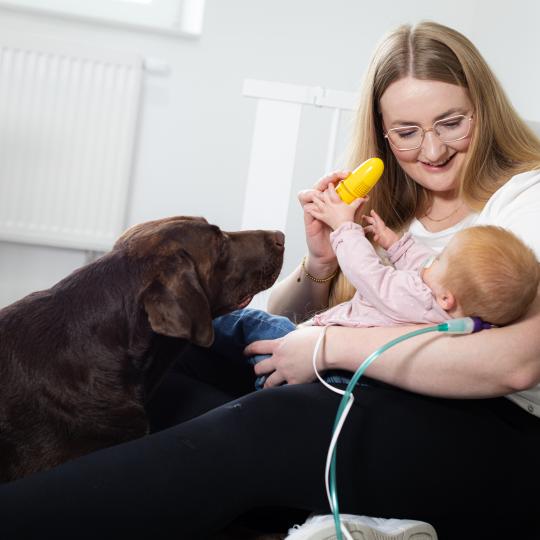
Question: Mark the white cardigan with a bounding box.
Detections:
[408,169,540,417]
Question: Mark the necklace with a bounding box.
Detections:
[422,202,464,223]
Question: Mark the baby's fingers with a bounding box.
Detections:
[370,209,385,226]
[361,214,375,226]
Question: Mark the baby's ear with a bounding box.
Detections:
[437,290,456,312]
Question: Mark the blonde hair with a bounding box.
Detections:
[443,226,539,325]
[330,21,540,307]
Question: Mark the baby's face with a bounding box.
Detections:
[422,253,446,293]
[422,235,462,289]
[421,238,463,317]
[421,236,464,315]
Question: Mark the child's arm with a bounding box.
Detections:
[329,223,438,321]
[307,190,438,319]
[363,209,437,272]
[386,233,438,272]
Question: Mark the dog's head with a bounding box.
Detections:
[114,216,284,347]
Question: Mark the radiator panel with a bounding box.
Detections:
[0,35,142,251]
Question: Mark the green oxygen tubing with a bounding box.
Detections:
[311,317,494,540]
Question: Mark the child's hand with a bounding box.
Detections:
[362,209,399,249]
[304,183,365,231]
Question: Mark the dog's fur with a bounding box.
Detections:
[0,216,284,482]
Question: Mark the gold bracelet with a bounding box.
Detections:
[299,256,338,283]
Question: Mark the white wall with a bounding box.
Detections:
[0,0,539,307]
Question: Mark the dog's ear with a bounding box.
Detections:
[142,253,214,347]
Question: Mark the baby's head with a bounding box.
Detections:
[423,226,539,325]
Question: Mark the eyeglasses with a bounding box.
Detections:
[384,114,474,151]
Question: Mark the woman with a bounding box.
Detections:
[1,21,539,540]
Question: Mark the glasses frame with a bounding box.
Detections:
[384,114,474,151]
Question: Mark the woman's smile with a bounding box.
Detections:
[419,152,457,171]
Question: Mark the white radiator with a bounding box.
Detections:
[0,34,143,251]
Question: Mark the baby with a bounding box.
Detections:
[212,184,539,389]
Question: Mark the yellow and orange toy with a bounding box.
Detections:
[335,157,384,204]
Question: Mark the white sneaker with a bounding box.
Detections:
[285,514,437,540]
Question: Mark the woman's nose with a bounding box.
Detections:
[420,131,447,162]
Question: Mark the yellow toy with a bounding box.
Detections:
[335,157,384,203]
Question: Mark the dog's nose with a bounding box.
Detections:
[273,231,285,248]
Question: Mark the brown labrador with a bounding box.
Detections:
[0,216,284,482]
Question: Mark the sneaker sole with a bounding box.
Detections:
[287,520,437,540]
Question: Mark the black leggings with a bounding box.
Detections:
[1,343,539,539]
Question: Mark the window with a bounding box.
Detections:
[0,0,206,37]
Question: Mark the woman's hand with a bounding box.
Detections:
[297,170,351,267]
[244,326,326,388]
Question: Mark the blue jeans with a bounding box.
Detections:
[211,308,352,390]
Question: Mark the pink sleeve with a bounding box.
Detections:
[330,222,380,290]
[386,232,437,272]
[330,223,436,319]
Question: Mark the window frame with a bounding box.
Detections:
[0,0,206,38]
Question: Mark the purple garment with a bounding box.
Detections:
[312,222,450,327]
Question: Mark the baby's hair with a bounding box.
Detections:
[442,226,539,325]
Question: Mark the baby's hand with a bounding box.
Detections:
[362,210,399,249]
[305,183,365,231]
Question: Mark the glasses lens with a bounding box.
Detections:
[434,115,469,142]
[387,126,423,150]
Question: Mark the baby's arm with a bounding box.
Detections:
[329,223,435,320]
[386,233,437,272]
[362,209,399,249]
[362,209,436,272]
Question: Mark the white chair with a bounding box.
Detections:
[241,79,357,309]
